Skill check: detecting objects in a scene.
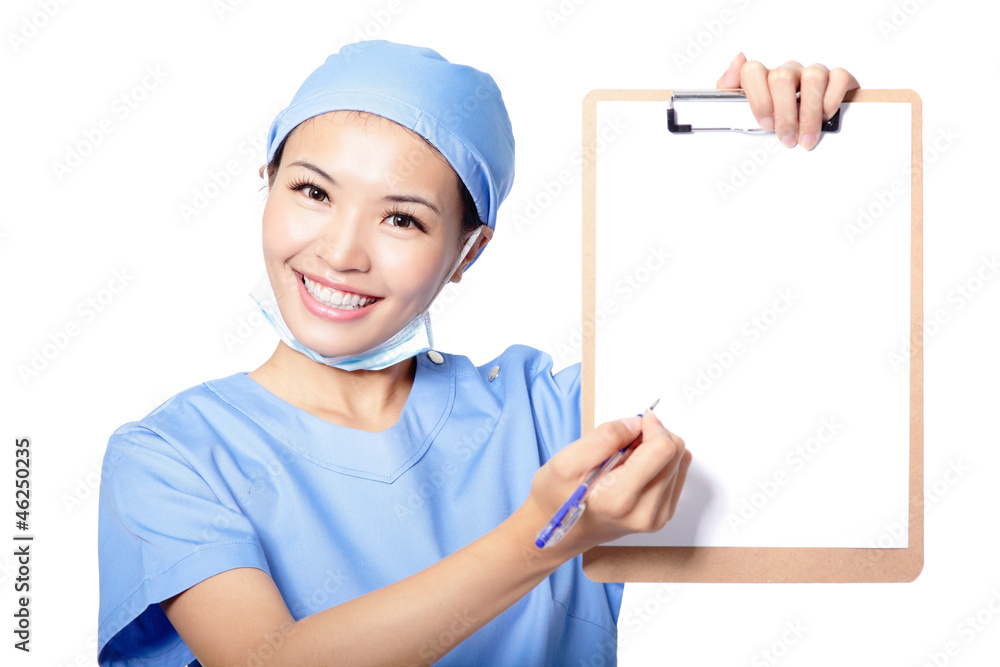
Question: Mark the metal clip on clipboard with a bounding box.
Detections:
[667,90,842,134]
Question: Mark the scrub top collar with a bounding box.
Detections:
[206,352,457,483]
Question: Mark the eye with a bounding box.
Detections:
[383,210,427,233]
[288,180,329,203]
[302,185,328,202]
[386,213,415,228]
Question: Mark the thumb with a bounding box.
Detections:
[716,52,746,89]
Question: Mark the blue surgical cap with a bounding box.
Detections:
[266,40,515,236]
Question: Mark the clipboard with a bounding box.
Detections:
[580,89,923,583]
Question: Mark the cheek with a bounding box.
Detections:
[379,243,452,300]
[261,198,312,259]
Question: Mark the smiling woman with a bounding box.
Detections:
[96,39,853,667]
[260,111,474,356]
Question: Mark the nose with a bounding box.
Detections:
[312,206,371,273]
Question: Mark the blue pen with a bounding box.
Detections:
[535,399,660,549]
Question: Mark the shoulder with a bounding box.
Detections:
[102,372,252,493]
[434,345,582,454]
[107,372,248,448]
[441,344,580,388]
[99,374,269,565]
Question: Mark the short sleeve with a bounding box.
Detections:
[524,348,582,462]
[98,425,270,667]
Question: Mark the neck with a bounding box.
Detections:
[247,341,417,432]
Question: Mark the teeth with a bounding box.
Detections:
[302,276,377,310]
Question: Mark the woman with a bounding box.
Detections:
[98,41,858,666]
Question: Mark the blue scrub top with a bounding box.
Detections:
[98,345,623,666]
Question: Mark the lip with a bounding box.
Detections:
[295,271,380,322]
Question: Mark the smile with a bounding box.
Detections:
[302,275,380,310]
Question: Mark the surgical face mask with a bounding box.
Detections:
[249,227,482,371]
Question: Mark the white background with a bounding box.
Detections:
[1,0,997,665]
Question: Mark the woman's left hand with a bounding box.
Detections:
[717,53,860,150]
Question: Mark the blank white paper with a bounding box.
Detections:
[593,100,912,548]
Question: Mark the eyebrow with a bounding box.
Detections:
[289,160,335,184]
[287,160,441,215]
[381,193,440,215]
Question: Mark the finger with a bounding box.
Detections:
[624,428,688,531]
[768,61,803,148]
[739,60,774,132]
[623,451,682,531]
[822,67,861,121]
[651,464,682,529]
[797,64,829,150]
[716,52,746,90]
[651,429,687,514]
[664,450,693,522]
[616,414,683,491]
[648,449,692,529]
[549,417,642,479]
[588,413,673,497]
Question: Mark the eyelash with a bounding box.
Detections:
[287,178,329,202]
[287,178,428,233]
[379,207,427,233]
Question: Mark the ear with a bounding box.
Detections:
[449,225,493,283]
[258,163,267,180]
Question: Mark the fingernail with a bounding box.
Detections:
[800,133,817,150]
[622,416,642,435]
[728,52,744,69]
[779,132,797,148]
[759,116,774,132]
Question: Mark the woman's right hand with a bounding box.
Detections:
[525,411,691,557]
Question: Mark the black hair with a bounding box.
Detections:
[266,115,484,250]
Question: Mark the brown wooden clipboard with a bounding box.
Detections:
[580,89,923,583]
